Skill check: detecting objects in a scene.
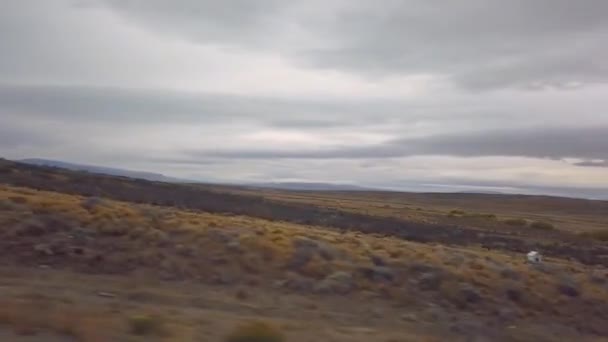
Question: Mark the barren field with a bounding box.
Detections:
[0,159,607,341]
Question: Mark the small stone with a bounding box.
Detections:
[314,271,354,294]
[226,240,241,252]
[34,243,53,256]
[81,197,103,210]
[500,268,521,280]
[358,266,395,283]
[505,288,522,302]
[400,313,418,322]
[417,272,443,291]
[557,282,580,297]
[97,291,116,298]
[370,254,387,266]
[461,285,483,304]
[283,275,315,292]
[370,308,384,318]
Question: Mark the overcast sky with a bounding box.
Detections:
[1,0,607,198]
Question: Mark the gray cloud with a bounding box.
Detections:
[0,1,607,198]
[98,0,608,90]
[0,83,491,129]
[574,160,608,168]
[0,83,362,125]
[181,126,608,161]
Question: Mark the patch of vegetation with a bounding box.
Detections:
[127,313,168,336]
[465,212,497,220]
[529,221,555,230]
[503,218,528,226]
[224,320,285,342]
[580,229,608,242]
[448,209,466,216]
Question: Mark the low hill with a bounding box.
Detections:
[19,158,188,183]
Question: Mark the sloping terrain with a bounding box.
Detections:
[1,184,608,341]
[1,159,607,267]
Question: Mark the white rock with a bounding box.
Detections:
[526,251,542,263]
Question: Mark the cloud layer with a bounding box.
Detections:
[0,0,606,198]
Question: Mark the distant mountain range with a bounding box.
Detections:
[17,159,373,191]
[245,182,375,191]
[14,158,606,199]
[19,158,188,183]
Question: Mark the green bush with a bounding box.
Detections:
[529,221,555,230]
[225,321,284,342]
[503,218,528,226]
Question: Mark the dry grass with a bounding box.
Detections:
[529,220,556,230]
[127,313,169,336]
[0,299,111,341]
[580,229,608,242]
[224,320,285,342]
[503,218,528,226]
[1,184,608,339]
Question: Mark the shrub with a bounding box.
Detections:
[448,209,466,216]
[466,213,497,220]
[580,229,608,242]
[127,314,167,336]
[529,221,555,230]
[503,218,527,226]
[224,320,284,342]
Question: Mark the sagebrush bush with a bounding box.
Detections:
[503,218,527,226]
[224,321,284,342]
[581,229,608,241]
[529,221,555,230]
[127,314,167,336]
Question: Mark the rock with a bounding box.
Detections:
[500,267,521,280]
[589,270,607,285]
[18,220,47,236]
[71,246,85,256]
[400,313,418,322]
[287,236,340,269]
[287,245,315,270]
[314,271,354,294]
[460,284,483,304]
[497,308,517,321]
[210,255,228,264]
[417,272,443,291]
[273,280,287,289]
[226,240,241,252]
[211,271,238,285]
[176,244,194,257]
[358,266,395,283]
[34,243,53,256]
[70,227,93,243]
[207,229,234,243]
[96,291,116,298]
[81,197,103,210]
[369,308,384,318]
[444,255,466,267]
[505,288,522,302]
[370,254,387,266]
[557,282,580,297]
[409,262,438,274]
[280,274,315,292]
